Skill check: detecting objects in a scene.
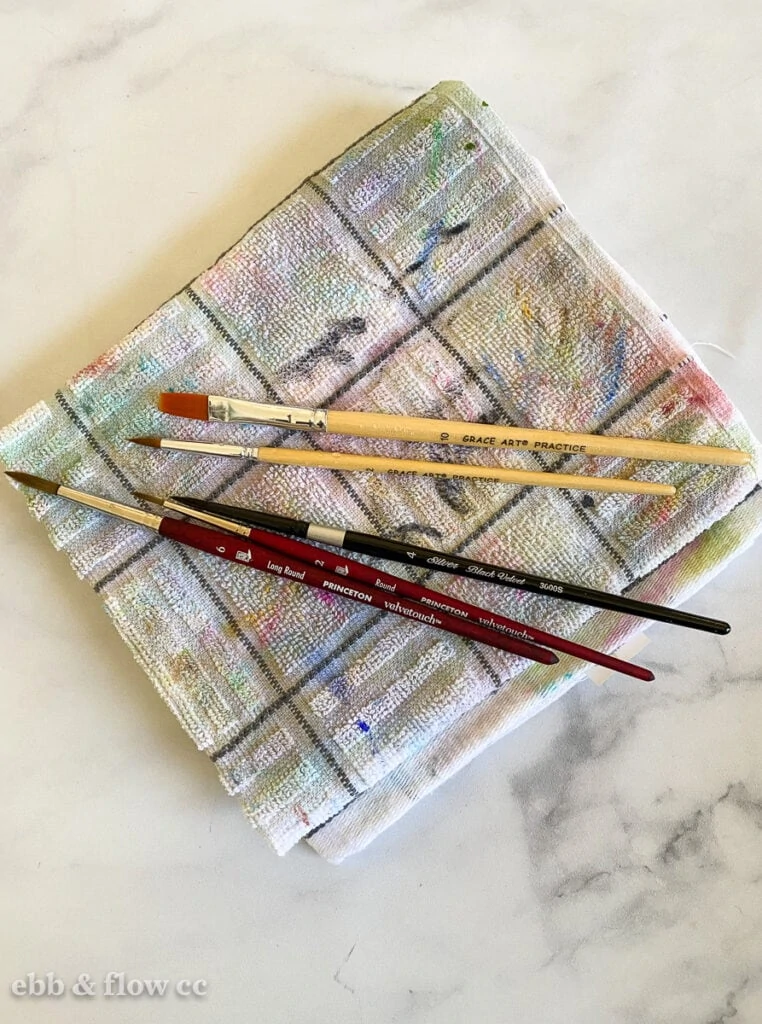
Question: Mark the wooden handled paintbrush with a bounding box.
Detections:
[157,391,751,467]
[128,437,676,497]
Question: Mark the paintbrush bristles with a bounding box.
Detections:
[158,393,209,420]
[133,491,166,507]
[5,471,60,495]
[163,391,751,466]
[128,437,162,448]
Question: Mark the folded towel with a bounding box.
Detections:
[2,80,760,859]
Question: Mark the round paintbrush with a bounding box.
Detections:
[128,436,677,497]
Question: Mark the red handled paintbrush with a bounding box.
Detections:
[139,492,655,682]
[5,472,557,664]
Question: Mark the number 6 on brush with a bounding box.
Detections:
[142,493,655,682]
[5,472,557,665]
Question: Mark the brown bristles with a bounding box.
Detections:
[5,471,61,495]
[158,392,209,420]
[133,491,166,507]
[128,437,162,448]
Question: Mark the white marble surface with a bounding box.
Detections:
[2,2,762,1021]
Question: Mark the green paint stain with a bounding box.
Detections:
[481,100,489,107]
[676,511,746,586]
[464,141,476,151]
[229,672,250,696]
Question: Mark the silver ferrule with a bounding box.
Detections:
[161,439,260,460]
[208,395,327,432]
[306,523,347,547]
[162,498,251,537]
[59,485,163,531]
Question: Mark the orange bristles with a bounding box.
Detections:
[157,392,209,420]
[128,437,162,447]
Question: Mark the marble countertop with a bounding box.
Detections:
[1,2,761,1022]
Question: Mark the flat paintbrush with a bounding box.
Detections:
[157,391,751,467]
[168,494,732,636]
[128,436,676,498]
[139,492,655,682]
[5,472,557,664]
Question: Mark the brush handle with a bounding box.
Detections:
[171,498,652,679]
[157,517,556,663]
[325,410,750,467]
[342,533,731,635]
[170,497,730,635]
[235,520,653,681]
[256,446,675,497]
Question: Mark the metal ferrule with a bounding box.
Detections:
[162,498,251,537]
[58,485,163,531]
[160,439,260,460]
[208,395,328,432]
[306,523,347,547]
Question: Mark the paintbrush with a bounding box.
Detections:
[4,472,557,664]
[168,493,732,636]
[138,492,655,681]
[128,437,676,497]
[157,391,751,467]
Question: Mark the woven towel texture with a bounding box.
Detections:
[1,80,760,857]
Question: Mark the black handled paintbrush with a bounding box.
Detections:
[168,494,731,635]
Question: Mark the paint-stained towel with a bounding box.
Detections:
[1,81,760,860]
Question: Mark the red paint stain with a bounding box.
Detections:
[661,398,678,417]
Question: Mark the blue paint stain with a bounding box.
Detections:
[139,355,160,376]
[330,677,350,701]
[404,218,470,297]
[482,356,504,387]
[515,349,526,366]
[406,218,445,277]
[357,718,381,756]
[602,326,627,408]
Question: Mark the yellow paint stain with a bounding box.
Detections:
[222,611,265,638]
[172,649,198,679]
